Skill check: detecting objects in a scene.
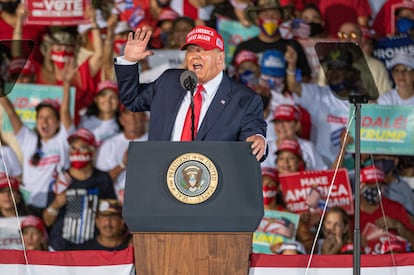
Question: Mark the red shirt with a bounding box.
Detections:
[354,197,414,236]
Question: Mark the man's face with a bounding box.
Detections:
[323,211,346,240]
[185,45,224,84]
[96,214,125,238]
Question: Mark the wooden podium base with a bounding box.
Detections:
[132,232,253,275]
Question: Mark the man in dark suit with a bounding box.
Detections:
[114,25,267,161]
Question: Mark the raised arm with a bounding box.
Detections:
[0,96,23,134]
[60,58,76,130]
[123,27,154,62]
[85,6,103,78]
[285,45,302,97]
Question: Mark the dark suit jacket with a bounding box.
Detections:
[114,64,267,142]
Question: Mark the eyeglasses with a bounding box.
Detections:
[337,31,359,40]
[391,67,413,74]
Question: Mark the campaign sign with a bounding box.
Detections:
[25,0,90,26]
[347,104,414,155]
[362,222,409,255]
[0,217,25,249]
[253,210,300,254]
[2,83,76,132]
[279,169,353,215]
[216,16,260,67]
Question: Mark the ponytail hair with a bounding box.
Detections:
[30,131,42,166]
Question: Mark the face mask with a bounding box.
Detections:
[1,1,20,14]
[362,186,380,205]
[50,50,74,69]
[69,152,92,169]
[239,70,258,86]
[309,22,324,37]
[263,184,277,205]
[113,39,127,56]
[329,81,346,93]
[396,18,414,34]
[258,18,281,37]
[264,76,284,90]
[374,159,395,175]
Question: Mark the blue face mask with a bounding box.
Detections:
[374,159,395,175]
[397,18,414,33]
[362,186,380,205]
[239,70,258,86]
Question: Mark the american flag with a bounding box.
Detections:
[62,188,99,244]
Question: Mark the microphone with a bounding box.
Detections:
[180,70,198,92]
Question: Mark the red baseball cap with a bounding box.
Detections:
[21,215,48,240]
[0,172,19,190]
[234,50,258,68]
[261,167,279,182]
[97,80,119,94]
[273,104,300,121]
[180,26,224,51]
[36,98,61,114]
[68,128,96,147]
[276,139,302,158]
[360,165,384,185]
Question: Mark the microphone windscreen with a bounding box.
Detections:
[180,70,198,91]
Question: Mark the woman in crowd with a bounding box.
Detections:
[0,172,27,217]
[0,61,75,217]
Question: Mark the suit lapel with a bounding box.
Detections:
[196,75,232,140]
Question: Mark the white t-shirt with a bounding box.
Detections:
[377,89,414,105]
[293,83,350,166]
[0,146,22,177]
[78,116,120,147]
[17,124,73,208]
[95,132,148,203]
[261,136,328,171]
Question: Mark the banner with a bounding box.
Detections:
[250,253,414,275]
[216,16,260,67]
[373,33,414,72]
[253,210,300,254]
[25,0,90,26]
[278,169,353,215]
[2,83,76,132]
[0,247,135,275]
[1,248,414,275]
[347,104,414,155]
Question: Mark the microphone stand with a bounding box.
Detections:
[349,94,368,275]
[189,86,196,141]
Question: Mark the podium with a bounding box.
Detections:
[123,141,264,275]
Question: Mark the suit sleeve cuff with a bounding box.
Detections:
[114,56,138,65]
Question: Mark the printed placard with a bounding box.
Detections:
[2,83,76,132]
[25,0,90,26]
[253,210,300,254]
[278,169,353,214]
[347,104,414,155]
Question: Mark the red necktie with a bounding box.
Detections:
[181,84,204,141]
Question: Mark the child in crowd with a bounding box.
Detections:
[21,215,49,251]
[78,80,121,147]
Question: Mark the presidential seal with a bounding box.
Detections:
[166,153,218,204]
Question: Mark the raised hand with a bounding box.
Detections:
[123,27,154,62]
